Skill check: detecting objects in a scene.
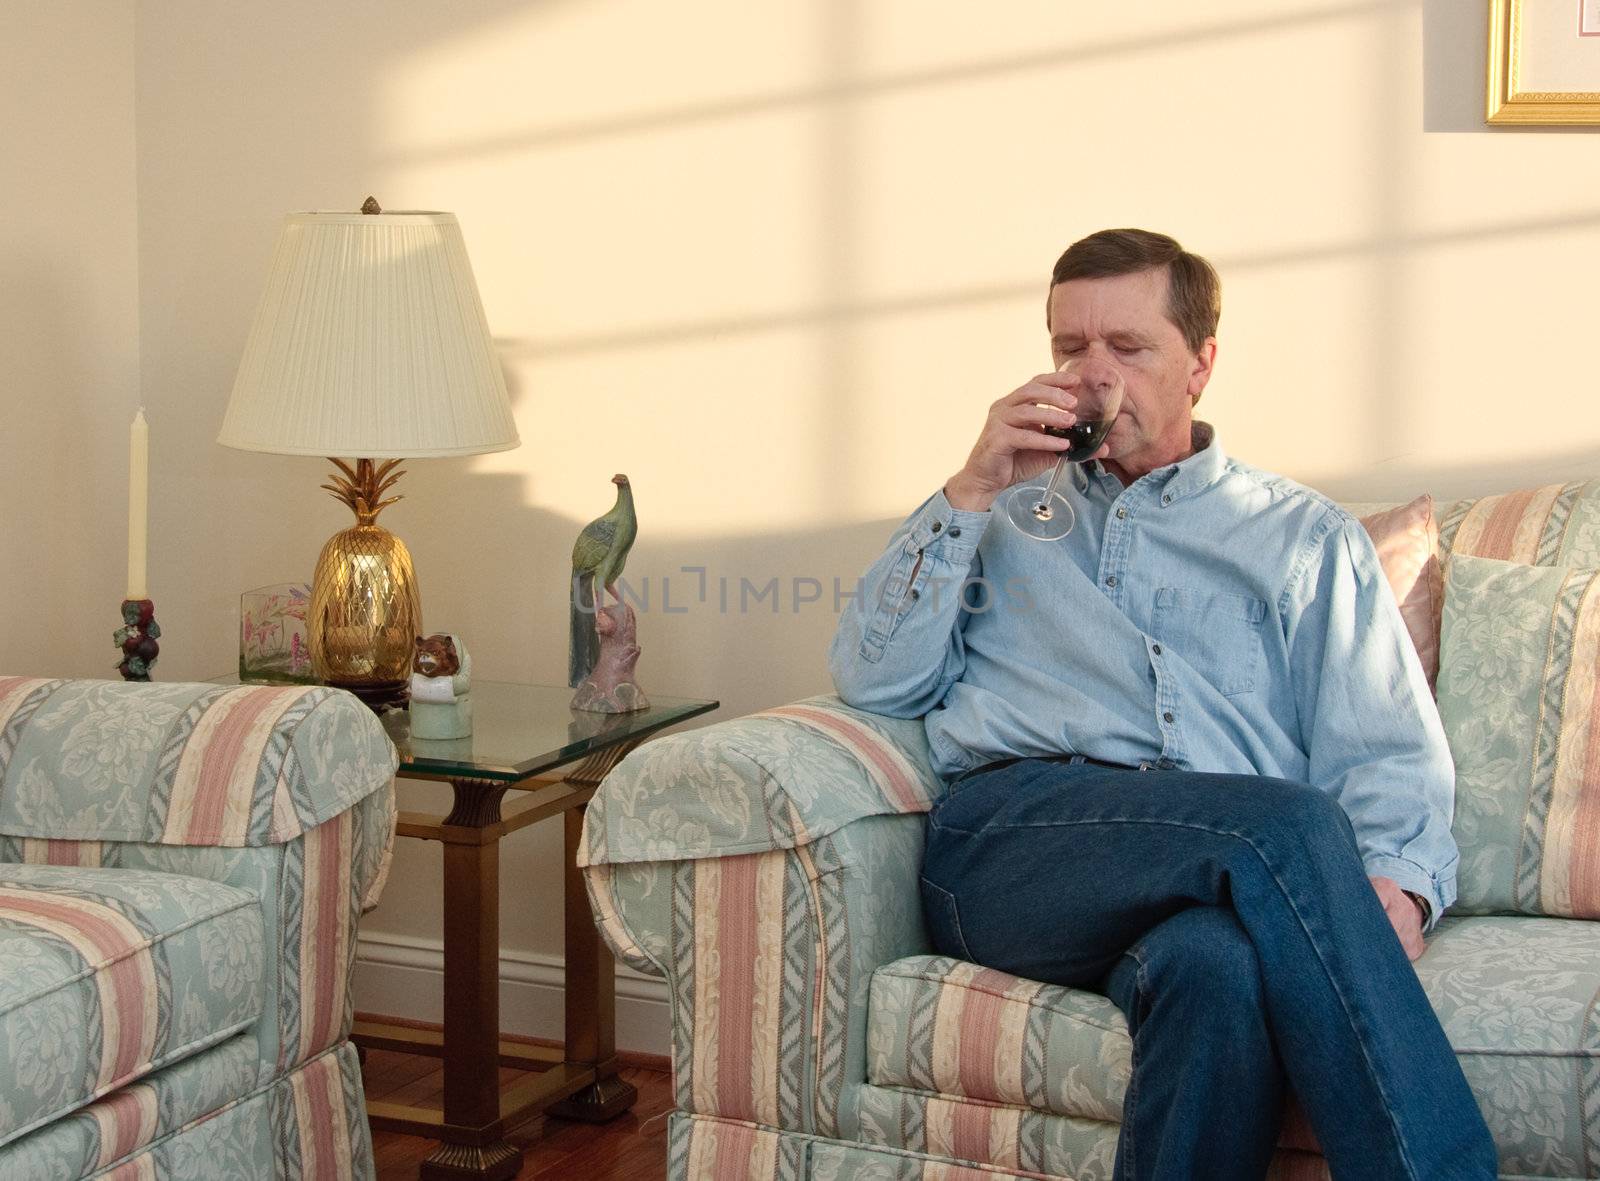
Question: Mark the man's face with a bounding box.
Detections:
[1046,267,1215,472]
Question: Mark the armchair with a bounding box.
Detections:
[0,677,397,1180]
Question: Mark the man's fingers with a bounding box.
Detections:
[1032,372,1083,389]
[1000,426,1072,455]
[1002,403,1075,430]
[1007,374,1081,404]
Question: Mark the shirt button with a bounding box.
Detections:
[910,588,920,600]
[1105,576,1118,588]
[948,526,961,538]
[1152,643,1162,655]
[1115,507,1128,519]
[1162,494,1172,505]
[1163,711,1175,724]
[931,522,942,533]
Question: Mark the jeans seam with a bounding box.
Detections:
[1122,945,1149,1181]
[979,813,1418,1180]
[921,878,975,962]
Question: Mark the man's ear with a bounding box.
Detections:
[1189,337,1218,406]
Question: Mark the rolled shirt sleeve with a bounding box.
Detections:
[829,488,993,718]
[1286,514,1459,931]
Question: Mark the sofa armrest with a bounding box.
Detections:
[581,695,946,1141]
[587,814,929,1140]
[578,694,943,869]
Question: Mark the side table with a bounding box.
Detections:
[226,677,717,1181]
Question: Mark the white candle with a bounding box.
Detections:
[127,409,148,600]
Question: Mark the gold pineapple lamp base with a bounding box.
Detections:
[308,458,421,710]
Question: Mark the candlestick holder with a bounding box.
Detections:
[114,599,161,681]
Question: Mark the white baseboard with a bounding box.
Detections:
[352,931,672,1059]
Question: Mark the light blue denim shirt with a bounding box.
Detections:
[829,423,1458,925]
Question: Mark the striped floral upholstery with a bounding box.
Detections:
[868,958,1127,1125]
[1438,554,1600,919]
[592,813,929,1143]
[0,864,263,1150]
[1440,480,1600,568]
[670,1110,1332,1180]
[578,696,941,869]
[0,678,395,847]
[0,1035,259,1178]
[0,1041,370,1180]
[0,677,396,1179]
[865,915,1600,1180]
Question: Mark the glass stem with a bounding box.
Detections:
[1036,457,1070,506]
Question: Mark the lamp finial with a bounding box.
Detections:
[360,196,382,214]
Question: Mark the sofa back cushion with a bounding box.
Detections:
[1358,496,1443,691]
[1441,480,1600,567]
[1437,552,1600,917]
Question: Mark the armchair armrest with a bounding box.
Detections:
[0,677,399,1082]
[581,696,945,1141]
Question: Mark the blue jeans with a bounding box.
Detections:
[918,757,1496,1181]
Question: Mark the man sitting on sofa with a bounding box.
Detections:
[829,228,1497,1181]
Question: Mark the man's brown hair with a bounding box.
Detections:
[1048,229,1221,353]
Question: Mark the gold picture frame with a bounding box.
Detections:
[1487,0,1600,124]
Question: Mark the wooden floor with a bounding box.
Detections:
[364,1049,673,1180]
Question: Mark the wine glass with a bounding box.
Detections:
[1004,356,1124,541]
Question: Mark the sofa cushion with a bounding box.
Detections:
[0,1033,259,1178]
[868,957,1129,1125]
[1441,479,1600,567]
[0,863,264,1150]
[1437,553,1600,917]
[870,917,1600,1178]
[1358,495,1443,691]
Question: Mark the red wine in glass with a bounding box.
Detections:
[1004,356,1124,541]
[1043,418,1116,464]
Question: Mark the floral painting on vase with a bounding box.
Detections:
[240,583,316,683]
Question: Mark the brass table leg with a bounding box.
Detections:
[545,801,637,1122]
[420,782,522,1181]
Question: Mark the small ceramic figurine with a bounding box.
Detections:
[569,474,638,691]
[114,599,161,681]
[570,600,649,713]
[409,634,472,739]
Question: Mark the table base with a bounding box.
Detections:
[357,745,652,1180]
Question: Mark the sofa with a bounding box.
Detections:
[0,677,397,1180]
[579,478,1600,1180]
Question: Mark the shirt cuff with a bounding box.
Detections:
[908,488,992,561]
[1363,855,1445,934]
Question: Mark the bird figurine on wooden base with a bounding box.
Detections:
[569,474,640,707]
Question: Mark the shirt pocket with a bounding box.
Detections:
[1151,586,1269,698]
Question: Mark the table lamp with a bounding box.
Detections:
[218,198,520,708]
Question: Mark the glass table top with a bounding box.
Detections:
[215,677,718,782]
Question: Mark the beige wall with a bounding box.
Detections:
[8,0,1600,1046]
[1,1,141,677]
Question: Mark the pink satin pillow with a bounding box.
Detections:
[1359,495,1442,692]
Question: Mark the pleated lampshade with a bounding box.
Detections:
[218,209,519,458]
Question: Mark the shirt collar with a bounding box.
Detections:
[1161,421,1226,504]
[1089,420,1226,504]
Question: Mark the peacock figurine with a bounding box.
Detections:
[569,474,638,688]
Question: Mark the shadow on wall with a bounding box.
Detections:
[0,256,109,673]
